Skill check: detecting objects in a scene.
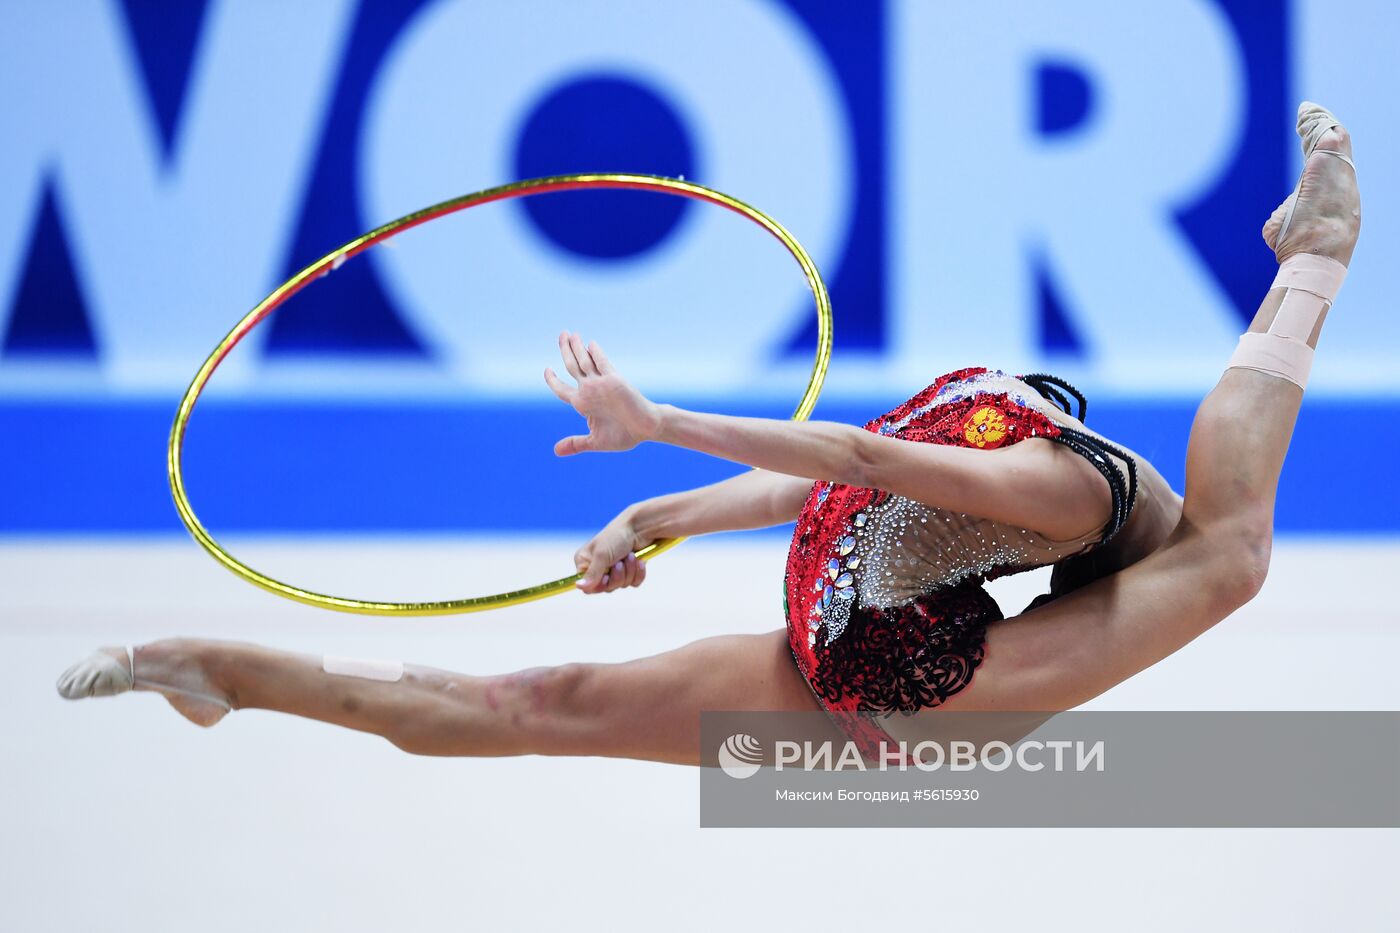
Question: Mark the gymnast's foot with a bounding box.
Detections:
[1262,101,1360,267]
[56,641,232,727]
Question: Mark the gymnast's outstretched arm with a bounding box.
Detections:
[571,468,813,593]
[544,338,1112,543]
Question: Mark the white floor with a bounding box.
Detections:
[2,535,1397,931]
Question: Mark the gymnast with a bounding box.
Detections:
[58,103,1360,763]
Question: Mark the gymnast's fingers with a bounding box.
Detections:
[623,552,644,588]
[586,339,614,375]
[543,367,575,403]
[554,433,594,457]
[569,332,598,376]
[600,560,627,593]
[559,331,585,380]
[610,556,633,590]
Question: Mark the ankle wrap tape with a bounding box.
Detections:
[1227,253,1346,389]
[323,655,404,682]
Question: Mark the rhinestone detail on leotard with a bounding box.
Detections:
[783,367,1137,758]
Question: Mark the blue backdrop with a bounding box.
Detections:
[2,0,1396,533]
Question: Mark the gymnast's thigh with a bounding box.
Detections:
[571,630,835,765]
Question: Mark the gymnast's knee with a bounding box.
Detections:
[385,663,598,756]
[498,663,598,724]
[1222,513,1272,603]
[1174,513,1273,612]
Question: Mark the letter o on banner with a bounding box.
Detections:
[360,0,854,393]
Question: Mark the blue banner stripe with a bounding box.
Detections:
[2,399,1395,533]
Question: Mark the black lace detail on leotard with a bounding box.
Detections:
[805,584,1001,714]
[1047,426,1139,545]
[1020,373,1088,422]
[1020,372,1135,546]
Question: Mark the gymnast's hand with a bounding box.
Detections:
[545,332,661,456]
[572,511,650,594]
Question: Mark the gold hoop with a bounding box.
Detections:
[168,174,833,615]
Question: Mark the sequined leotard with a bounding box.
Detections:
[783,367,1136,755]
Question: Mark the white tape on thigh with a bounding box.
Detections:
[323,655,404,682]
[1227,254,1346,389]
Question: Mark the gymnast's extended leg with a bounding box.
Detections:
[934,102,1361,714]
[55,630,835,764]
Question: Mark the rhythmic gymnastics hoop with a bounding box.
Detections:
[168,173,833,616]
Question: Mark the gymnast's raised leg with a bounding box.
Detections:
[935,102,1360,714]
